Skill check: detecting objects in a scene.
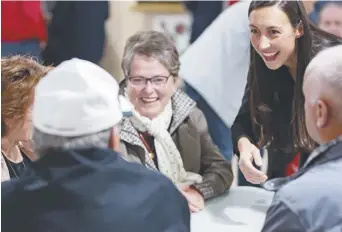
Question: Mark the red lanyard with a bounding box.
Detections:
[139,133,155,159]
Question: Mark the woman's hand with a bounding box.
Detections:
[238,137,268,184]
[179,185,204,213]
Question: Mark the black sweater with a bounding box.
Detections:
[231,66,305,179]
[232,66,295,155]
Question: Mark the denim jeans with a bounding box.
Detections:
[1,39,41,59]
[184,82,233,161]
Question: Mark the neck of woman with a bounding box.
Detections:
[286,52,297,81]
[289,66,296,81]
[1,137,23,163]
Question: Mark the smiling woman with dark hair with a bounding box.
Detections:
[231,0,342,185]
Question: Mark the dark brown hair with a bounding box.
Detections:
[1,56,50,137]
[248,0,342,152]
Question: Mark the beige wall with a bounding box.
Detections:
[303,1,316,15]
[100,1,151,82]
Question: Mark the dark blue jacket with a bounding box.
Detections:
[42,1,108,66]
[261,137,342,231]
[183,1,223,44]
[2,148,190,232]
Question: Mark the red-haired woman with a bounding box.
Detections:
[1,56,48,181]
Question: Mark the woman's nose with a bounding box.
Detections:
[259,36,271,50]
[142,80,154,93]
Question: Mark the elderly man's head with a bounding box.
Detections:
[32,59,130,157]
[303,45,342,144]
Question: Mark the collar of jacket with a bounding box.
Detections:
[120,89,196,147]
[262,136,342,192]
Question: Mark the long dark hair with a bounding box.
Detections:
[248,0,342,152]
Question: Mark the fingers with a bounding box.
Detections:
[176,184,190,193]
[182,189,205,211]
[189,203,201,213]
[239,154,268,184]
[252,148,263,167]
[180,185,190,191]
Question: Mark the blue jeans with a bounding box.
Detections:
[1,39,41,59]
[184,82,233,161]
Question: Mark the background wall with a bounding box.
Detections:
[100,0,317,82]
[100,1,149,82]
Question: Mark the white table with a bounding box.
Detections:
[191,186,274,232]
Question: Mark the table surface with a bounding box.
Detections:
[191,186,275,232]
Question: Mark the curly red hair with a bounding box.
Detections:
[1,56,50,137]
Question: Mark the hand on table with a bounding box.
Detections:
[179,185,204,213]
[238,137,268,184]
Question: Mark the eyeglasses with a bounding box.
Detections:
[127,74,171,88]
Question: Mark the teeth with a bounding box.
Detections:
[263,52,277,57]
[142,98,157,103]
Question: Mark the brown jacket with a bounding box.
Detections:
[120,90,233,200]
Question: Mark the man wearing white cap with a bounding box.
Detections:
[1,58,190,232]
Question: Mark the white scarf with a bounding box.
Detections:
[130,101,203,186]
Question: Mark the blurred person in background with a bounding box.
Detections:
[181,1,255,187]
[232,0,342,185]
[1,56,48,181]
[2,58,191,232]
[41,1,56,24]
[310,1,342,38]
[42,1,108,66]
[1,1,47,58]
[180,1,250,163]
[261,45,342,232]
[183,1,240,44]
[119,31,233,213]
[183,1,224,44]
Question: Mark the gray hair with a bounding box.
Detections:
[305,44,342,118]
[121,31,180,77]
[33,128,112,157]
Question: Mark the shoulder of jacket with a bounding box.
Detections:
[186,107,208,132]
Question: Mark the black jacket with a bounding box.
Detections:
[1,148,190,232]
[183,1,223,44]
[231,66,302,179]
[42,1,108,66]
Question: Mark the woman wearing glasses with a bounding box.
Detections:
[119,31,233,213]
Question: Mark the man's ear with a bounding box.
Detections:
[316,100,329,128]
[108,127,121,152]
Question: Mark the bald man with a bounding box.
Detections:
[261,45,342,232]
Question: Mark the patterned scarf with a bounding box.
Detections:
[130,101,203,186]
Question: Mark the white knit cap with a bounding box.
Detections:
[33,58,131,137]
